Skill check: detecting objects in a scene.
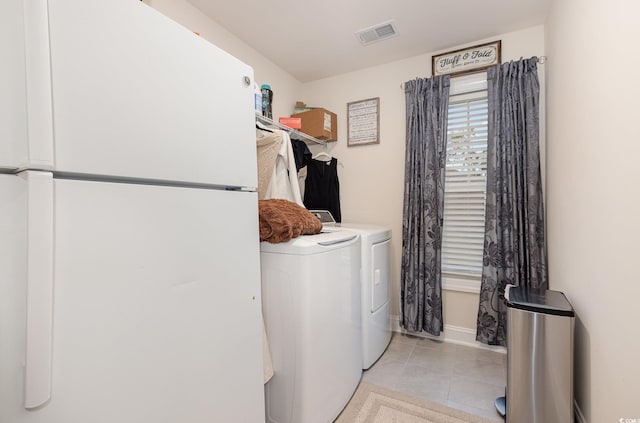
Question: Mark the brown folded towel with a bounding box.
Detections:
[259,199,322,243]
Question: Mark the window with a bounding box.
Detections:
[441,74,488,281]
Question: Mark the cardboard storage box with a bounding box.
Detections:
[291,108,337,141]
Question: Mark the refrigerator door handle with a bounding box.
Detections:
[23,0,55,169]
[24,171,54,409]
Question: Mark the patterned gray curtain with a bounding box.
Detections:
[476,57,548,346]
[401,76,450,336]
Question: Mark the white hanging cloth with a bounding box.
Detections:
[264,131,303,206]
[256,130,281,199]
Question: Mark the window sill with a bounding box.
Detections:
[442,274,481,294]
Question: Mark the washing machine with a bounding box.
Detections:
[311,211,393,370]
[260,230,362,423]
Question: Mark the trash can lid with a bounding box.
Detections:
[506,286,575,317]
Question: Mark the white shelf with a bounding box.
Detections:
[255,113,327,146]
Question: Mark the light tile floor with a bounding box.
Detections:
[361,333,505,421]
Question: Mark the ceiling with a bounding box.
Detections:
[187,0,552,82]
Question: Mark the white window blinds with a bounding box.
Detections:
[442,83,488,276]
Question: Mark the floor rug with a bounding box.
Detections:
[336,382,500,423]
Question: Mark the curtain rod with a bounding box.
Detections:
[400,56,547,89]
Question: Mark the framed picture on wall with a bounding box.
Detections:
[347,97,380,147]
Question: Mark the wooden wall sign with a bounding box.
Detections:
[432,40,501,76]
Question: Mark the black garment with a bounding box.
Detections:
[304,158,341,222]
[290,138,312,171]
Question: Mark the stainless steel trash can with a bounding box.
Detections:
[504,286,575,423]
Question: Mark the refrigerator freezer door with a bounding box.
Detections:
[17,0,257,187]
[3,177,265,422]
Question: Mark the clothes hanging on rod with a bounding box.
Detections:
[262,130,303,206]
[291,139,312,198]
[290,137,312,171]
[256,131,281,199]
[303,156,341,222]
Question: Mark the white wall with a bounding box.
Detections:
[144,0,301,120]
[545,0,640,420]
[301,26,546,329]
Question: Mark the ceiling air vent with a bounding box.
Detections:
[355,20,398,46]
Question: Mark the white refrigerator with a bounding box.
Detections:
[1,0,265,422]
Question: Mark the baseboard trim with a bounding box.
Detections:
[391,314,506,353]
[574,399,586,423]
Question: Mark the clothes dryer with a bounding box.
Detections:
[312,211,393,370]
